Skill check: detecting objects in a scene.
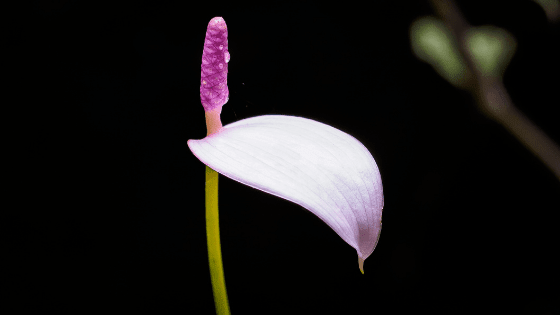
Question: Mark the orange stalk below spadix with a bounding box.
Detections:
[205,106,223,136]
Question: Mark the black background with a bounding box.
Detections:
[10,0,559,314]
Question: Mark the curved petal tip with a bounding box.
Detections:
[358,257,364,274]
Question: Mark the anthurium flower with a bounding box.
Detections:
[190,17,383,315]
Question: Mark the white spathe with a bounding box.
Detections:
[188,115,383,271]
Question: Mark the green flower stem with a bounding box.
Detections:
[205,166,231,315]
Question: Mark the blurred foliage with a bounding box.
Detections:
[466,26,516,79]
[410,16,468,88]
[533,0,560,22]
[410,16,517,86]
[409,3,560,182]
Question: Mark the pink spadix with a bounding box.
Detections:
[200,17,229,113]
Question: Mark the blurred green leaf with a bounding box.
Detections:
[532,0,560,22]
[466,26,517,79]
[410,16,468,88]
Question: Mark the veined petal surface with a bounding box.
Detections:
[188,115,383,267]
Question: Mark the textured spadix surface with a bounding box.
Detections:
[188,115,383,265]
[200,17,229,112]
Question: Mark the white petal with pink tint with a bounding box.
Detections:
[188,115,383,272]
